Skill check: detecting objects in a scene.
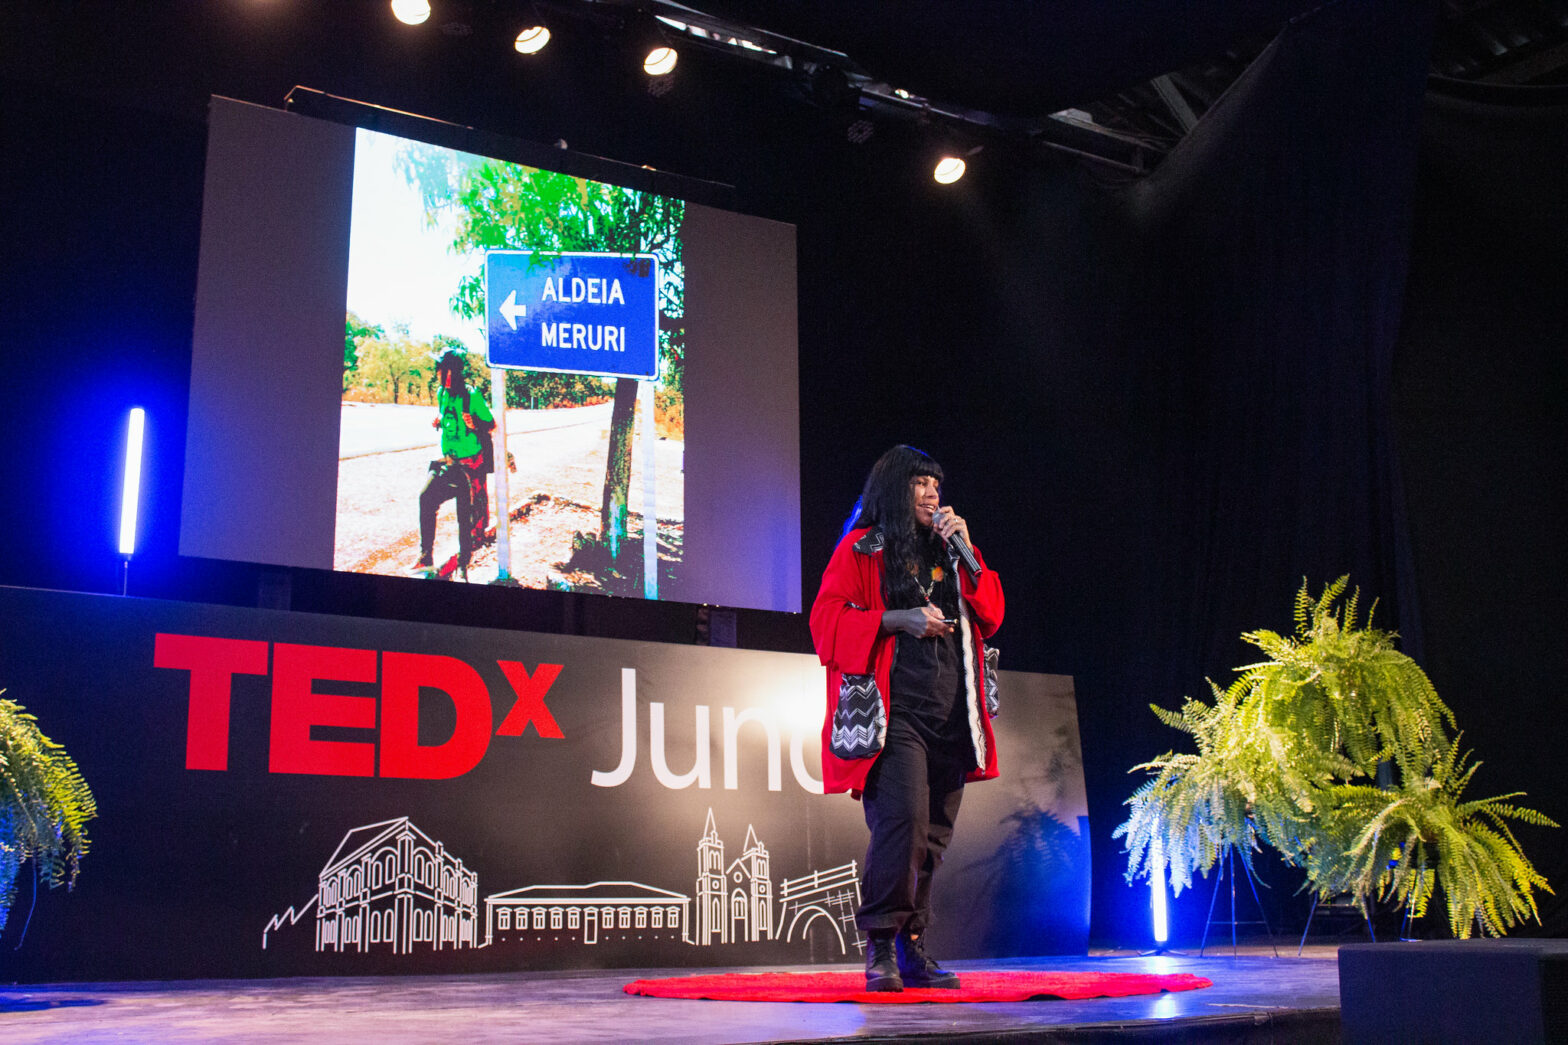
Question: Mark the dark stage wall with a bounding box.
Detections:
[2,0,1564,950]
[0,585,1088,982]
[1393,77,1568,932]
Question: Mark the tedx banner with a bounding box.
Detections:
[0,586,1088,982]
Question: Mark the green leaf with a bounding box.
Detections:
[0,692,97,933]
[1113,579,1554,938]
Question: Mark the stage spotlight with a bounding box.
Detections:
[933,154,966,184]
[627,10,678,79]
[390,0,431,26]
[515,24,550,54]
[644,45,678,76]
[805,64,852,107]
[804,64,873,144]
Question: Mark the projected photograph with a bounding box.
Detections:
[333,128,686,596]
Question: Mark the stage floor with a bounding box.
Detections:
[0,948,1342,1044]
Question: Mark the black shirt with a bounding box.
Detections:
[888,552,972,752]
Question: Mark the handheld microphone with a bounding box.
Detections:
[933,508,982,579]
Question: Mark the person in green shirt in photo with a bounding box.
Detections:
[416,351,494,578]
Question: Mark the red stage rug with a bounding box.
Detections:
[624,970,1212,1004]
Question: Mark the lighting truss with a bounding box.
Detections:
[577,0,1156,173]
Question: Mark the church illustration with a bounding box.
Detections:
[695,808,774,944]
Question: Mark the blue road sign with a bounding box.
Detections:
[485,251,660,379]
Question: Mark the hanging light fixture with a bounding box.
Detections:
[803,64,874,145]
[643,44,678,76]
[932,138,981,185]
[514,24,550,54]
[933,154,966,184]
[390,0,431,26]
[627,10,678,78]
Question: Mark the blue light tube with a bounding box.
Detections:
[119,407,145,556]
[1151,853,1169,945]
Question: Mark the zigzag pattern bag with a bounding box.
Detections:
[984,644,1001,718]
[829,673,886,760]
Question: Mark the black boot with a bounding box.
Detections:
[864,931,903,992]
[896,932,959,989]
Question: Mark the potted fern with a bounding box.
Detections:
[1115,579,1554,939]
[1,692,97,934]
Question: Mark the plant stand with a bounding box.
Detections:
[1297,894,1376,955]
[1198,847,1279,957]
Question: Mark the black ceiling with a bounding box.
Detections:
[691,0,1568,165]
[686,0,1321,117]
[5,0,1566,178]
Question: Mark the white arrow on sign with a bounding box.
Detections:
[499,290,527,331]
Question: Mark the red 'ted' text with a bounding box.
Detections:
[153,634,564,779]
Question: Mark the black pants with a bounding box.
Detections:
[419,461,473,567]
[855,713,969,935]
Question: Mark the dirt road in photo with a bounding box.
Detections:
[333,401,684,589]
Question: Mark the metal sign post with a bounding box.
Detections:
[490,365,511,582]
[639,377,657,599]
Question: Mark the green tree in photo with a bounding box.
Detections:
[400,143,685,563]
[353,326,426,405]
[344,311,386,390]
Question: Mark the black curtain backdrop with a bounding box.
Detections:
[1394,76,1568,934]
[2,0,1563,950]
[1059,0,1439,945]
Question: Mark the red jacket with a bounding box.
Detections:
[809,526,1004,795]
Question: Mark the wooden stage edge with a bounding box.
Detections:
[0,949,1343,1044]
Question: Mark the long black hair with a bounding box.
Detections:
[846,445,949,610]
[436,350,466,386]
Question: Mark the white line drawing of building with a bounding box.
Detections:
[269,811,861,958]
[263,817,478,954]
[483,882,691,946]
[694,808,775,945]
[778,862,864,956]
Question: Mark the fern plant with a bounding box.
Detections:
[1115,578,1555,939]
[0,692,97,933]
